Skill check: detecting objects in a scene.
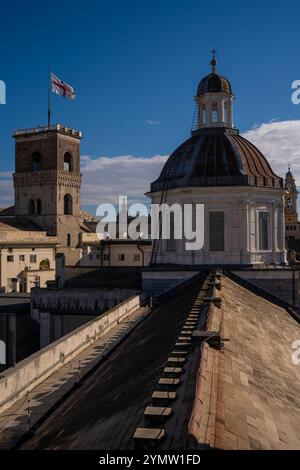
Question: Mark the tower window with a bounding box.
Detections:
[36,199,42,215]
[29,199,35,215]
[202,105,207,124]
[212,103,218,123]
[67,233,71,247]
[32,152,42,171]
[64,152,72,172]
[258,212,269,251]
[209,212,224,251]
[64,194,73,215]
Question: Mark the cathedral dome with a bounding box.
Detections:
[197,73,232,95]
[150,128,283,192]
[151,53,282,193]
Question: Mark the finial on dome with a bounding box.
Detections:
[211,48,217,73]
[288,163,291,172]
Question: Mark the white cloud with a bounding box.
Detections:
[242,120,300,184]
[0,172,13,207]
[1,120,300,210]
[81,154,168,207]
[146,120,163,126]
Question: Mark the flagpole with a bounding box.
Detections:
[48,66,51,127]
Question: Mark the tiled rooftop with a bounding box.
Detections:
[189,276,300,450]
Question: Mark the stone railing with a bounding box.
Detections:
[0,295,140,415]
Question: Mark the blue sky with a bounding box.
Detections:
[1,0,300,212]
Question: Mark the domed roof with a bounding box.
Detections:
[285,165,293,178]
[151,128,283,192]
[197,73,232,95]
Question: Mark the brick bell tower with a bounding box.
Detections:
[284,165,298,224]
[13,124,83,264]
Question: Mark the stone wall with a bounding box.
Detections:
[231,269,299,308]
[31,286,138,313]
[142,270,199,297]
[0,295,140,415]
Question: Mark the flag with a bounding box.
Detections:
[51,72,76,99]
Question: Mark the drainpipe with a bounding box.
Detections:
[0,245,4,289]
[289,249,297,309]
[108,241,111,266]
[292,265,296,309]
[100,241,105,267]
[137,242,145,266]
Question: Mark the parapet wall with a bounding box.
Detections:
[230,268,299,308]
[31,286,137,313]
[142,270,199,297]
[0,295,140,415]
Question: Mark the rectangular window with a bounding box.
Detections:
[118,254,125,261]
[19,255,25,262]
[209,212,224,251]
[103,254,110,261]
[96,254,101,260]
[7,255,14,262]
[133,254,141,262]
[30,255,37,263]
[202,105,206,124]
[212,102,218,123]
[89,254,93,260]
[258,212,269,251]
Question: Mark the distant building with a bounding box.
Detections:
[143,56,296,305]
[0,124,151,294]
[0,211,58,293]
[13,124,86,265]
[284,166,300,241]
[148,57,286,266]
[80,236,151,267]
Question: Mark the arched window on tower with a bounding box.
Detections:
[64,152,72,172]
[32,152,42,171]
[29,200,35,215]
[64,194,73,215]
[36,199,42,215]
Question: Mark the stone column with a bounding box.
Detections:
[248,203,256,252]
[206,101,212,126]
[239,201,253,263]
[271,201,279,252]
[218,99,223,125]
[278,203,286,255]
[231,205,239,258]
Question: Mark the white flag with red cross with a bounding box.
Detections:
[51,72,76,99]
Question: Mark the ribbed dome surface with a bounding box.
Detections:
[197,73,232,95]
[151,129,283,192]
